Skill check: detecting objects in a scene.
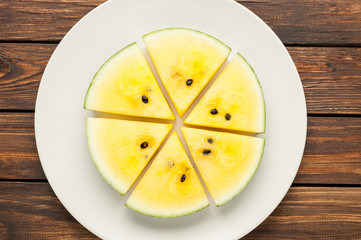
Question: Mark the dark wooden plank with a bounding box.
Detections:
[289,47,361,115]
[0,182,97,240]
[0,112,45,179]
[244,187,361,239]
[0,0,105,42]
[295,117,361,184]
[0,43,55,110]
[242,0,361,46]
[0,113,360,184]
[0,0,360,45]
[0,183,360,239]
[1,43,360,114]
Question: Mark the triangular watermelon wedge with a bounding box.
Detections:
[86,117,172,195]
[143,28,231,116]
[185,53,265,133]
[126,132,209,217]
[84,43,174,120]
[182,127,265,206]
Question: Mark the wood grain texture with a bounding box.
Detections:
[295,117,361,184]
[1,43,360,114]
[0,183,360,239]
[0,112,45,179]
[0,0,105,42]
[0,0,360,45]
[0,43,55,110]
[244,187,361,239]
[289,47,361,115]
[0,113,360,185]
[242,0,361,46]
[0,1,360,239]
[0,182,97,240]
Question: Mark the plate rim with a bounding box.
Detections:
[34,0,307,239]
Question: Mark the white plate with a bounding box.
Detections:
[35,0,307,239]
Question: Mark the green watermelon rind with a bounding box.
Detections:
[125,200,210,218]
[142,27,231,52]
[125,131,210,218]
[143,27,232,117]
[83,42,174,120]
[215,138,265,207]
[85,117,128,196]
[83,42,137,109]
[84,29,266,216]
[86,117,173,196]
[183,52,266,134]
[236,53,266,134]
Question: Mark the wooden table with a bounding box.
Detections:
[0,0,360,239]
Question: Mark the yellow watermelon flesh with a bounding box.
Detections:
[84,29,267,217]
[185,53,265,133]
[182,127,265,206]
[126,132,209,217]
[143,28,231,116]
[86,117,172,195]
[84,43,174,120]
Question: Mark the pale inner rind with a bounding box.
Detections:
[84,43,174,120]
[85,28,265,217]
[182,127,265,206]
[143,28,231,116]
[86,117,172,195]
[185,53,265,133]
[125,132,209,217]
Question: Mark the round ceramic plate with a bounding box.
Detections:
[35,0,307,239]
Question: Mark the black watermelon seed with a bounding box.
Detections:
[225,113,231,121]
[210,109,218,115]
[181,174,186,182]
[140,141,148,149]
[186,79,193,86]
[203,149,211,155]
[207,138,213,144]
[142,95,148,104]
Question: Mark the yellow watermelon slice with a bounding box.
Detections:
[86,117,172,195]
[126,132,209,217]
[84,43,174,120]
[143,28,231,116]
[185,53,265,133]
[182,127,265,206]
